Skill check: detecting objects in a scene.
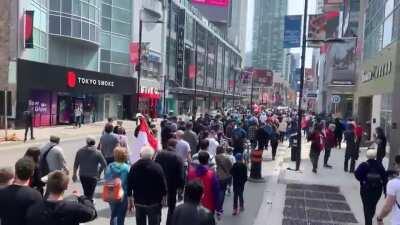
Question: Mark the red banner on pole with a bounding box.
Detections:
[129,42,139,65]
[188,64,196,80]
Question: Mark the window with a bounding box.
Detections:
[49,15,61,34]
[72,0,81,16]
[102,4,111,18]
[82,2,89,18]
[82,22,89,39]
[61,17,71,35]
[383,15,393,47]
[72,19,81,38]
[111,20,130,36]
[113,0,130,9]
[101,49,111,61]
[100,62,110,73]
[89,5,95,21]
[61,0,72,14]
[111,35,129,53]
[50,0,60,11]
[90,24,96,41]
[102,18,111,31]
[100,32,111,48]
[112,7,130,23]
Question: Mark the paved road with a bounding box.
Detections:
[0,132,268,225]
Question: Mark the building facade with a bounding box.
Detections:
[4,0,137,127]
[164,0,243,115]
[354,0,400,167]
[252,0,287,73]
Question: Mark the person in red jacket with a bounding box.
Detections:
[324,124,336,168]
[188,151,220,214]
[308,123,325,173]
[355,122,364,153]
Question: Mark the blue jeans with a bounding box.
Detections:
[109,196,128,225]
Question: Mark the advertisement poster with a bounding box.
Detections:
[325,11,340,39]
[308,14,325,47]
[175,8,186,85]
[129,42,139,65]
[284,15,302,48]
[326,39,357,85]
[253,69,273,87]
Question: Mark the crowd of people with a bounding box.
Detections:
[1,107,400,225]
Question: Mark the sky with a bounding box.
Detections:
[245,0,317,67]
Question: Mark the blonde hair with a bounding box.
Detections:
[366,149,377,160]
[114,147,128,163]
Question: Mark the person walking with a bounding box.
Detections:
[247,120,258,149]
[376,155,400,225]
[231,123,247,156]
[355,122,364,155]
[105,147,130,225]
[334,118,345,149]
[308,124,324,173]
[24,147,45,195]
[278,117,288,143]
[256,122,269,151]
[354,150,387,225]
[375,127,387,163]
[74,106,83,128]
[99,123,119,165]
[206,130,219,159]
[39,135,69,176]
[23,108,35,142]
[215,146,233,218]
[127,146,167,225]
[171,181,216,225]
[344,124,358,173]
[182,122,198,155]
[0,157,42,225]
[324,124,336,168]
[73,136,107,200]
[188,151,220,214]
[269,121,280,160]
[26,171,97,225]
[155,139,185,225]
[230,153,248,216]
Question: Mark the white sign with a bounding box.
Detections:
[77,77,114,87]
[331,95,341,104]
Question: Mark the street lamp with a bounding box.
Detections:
[136,18,163,118]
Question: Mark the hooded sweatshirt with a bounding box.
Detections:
[104,162,130,192]
[188,165,220,212]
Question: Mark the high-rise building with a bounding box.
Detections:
[252,0,287,73]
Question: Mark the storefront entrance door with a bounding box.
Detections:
[104,98,110,120]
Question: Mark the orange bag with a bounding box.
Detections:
[102,177,124,203]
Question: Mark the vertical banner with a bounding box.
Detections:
[283,15,302,48]
[176,8,185,85]
[308,14,326,47]
[188,64,196,80]
[25,10,34,48]
[129,42,140,65]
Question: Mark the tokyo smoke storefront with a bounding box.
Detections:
[16,59,137,127]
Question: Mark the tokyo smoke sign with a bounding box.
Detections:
[66,70,115,88]
[284,15,302,48]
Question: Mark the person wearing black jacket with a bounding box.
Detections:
[375,127,387,163]
[230,153,248,216]
[127,146,167,225]
[155,139,185,225]
[24,147,45,195]
[172,181,215,225]
[256,123,269,151]
[23,108,35,142]
[354,150,387,225]
[344,124,358,173]
[26,171,97,225]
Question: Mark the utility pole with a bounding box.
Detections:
[164,0,172,115]
[295,0,309,170]
[136,19,143,116]
[3,89,7,141]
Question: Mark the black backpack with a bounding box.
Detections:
[39,145,55,177]
[364,162,383,190]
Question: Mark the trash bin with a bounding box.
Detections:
[289,133,299,162]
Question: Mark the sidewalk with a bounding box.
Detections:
[253,139,391,225]
[0,120,138,150]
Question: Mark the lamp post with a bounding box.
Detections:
[249,71,255,111]
[136,18,163,117]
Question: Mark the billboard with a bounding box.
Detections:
[25,11,34,48]
[308,14,326,46]
[191,0,230,23]
[325,11,340,39]
[326,39,357,85]
[192,0,229,7]
[284,15,302,48]
[253,69,273,87]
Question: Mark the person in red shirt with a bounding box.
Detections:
[355,122,364,153]
[324,124,336,168]
[188,151,220,214]
[308,123,325,173]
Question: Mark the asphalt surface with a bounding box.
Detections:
[0,131,268,225]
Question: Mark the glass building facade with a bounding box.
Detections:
[100,0,132,76]
[364,0,400,60]
[166,0,242,114]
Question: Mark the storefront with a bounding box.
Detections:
[355,42,397,141]
[16,59,137,127]
[138,87,161,118]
